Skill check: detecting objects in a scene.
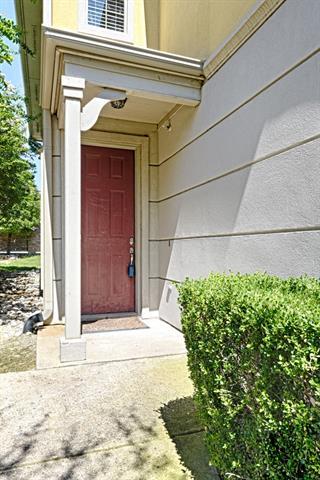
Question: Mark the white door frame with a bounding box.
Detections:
[81,130,149,316]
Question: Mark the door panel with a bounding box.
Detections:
[81,146,135,314]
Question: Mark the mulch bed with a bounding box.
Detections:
[81,316,147,334]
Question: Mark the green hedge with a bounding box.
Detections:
[178,273,320,479]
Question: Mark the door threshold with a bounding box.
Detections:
[81,312,138,322]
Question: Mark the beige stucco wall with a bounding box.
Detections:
[52,0,78,31]
[156,0,320,329]
[52,0,147,47]
[159,0,256,58]
[51,0,255,56]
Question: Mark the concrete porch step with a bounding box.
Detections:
[37,318,186,369]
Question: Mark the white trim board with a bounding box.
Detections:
[81,130,150,315]
[78,0,134,44]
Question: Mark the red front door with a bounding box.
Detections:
[81,145,135,314]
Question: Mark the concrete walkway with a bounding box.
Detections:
[37,318,187,369]
[0,321,219,479]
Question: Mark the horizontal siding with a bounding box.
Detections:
[157,1,320,328]
[159,280,181,330]
[149,278,160,311]
[158,231,320,328]
[156,138,320,239]
[149,241,159,278]
[158,231,320,281]
[159,0,320,163]
[158,53,320,200]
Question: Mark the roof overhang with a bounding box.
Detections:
[15,0,42,139]
[41,27,204,122]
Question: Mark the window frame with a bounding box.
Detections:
[79,0,134,43]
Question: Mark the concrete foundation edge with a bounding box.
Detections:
[60,337,87,362]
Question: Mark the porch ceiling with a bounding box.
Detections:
[42,27,204,128]
[101,96,175,124]
[84,83,174,124]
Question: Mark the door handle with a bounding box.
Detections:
[128,237,135,277]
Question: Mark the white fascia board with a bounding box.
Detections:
[16,0,42,139]
[41,26,204,110]
[43,26,203,76]
[15,0,31,104]
[64,62,201,106]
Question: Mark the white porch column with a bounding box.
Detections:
[60,76,86,362]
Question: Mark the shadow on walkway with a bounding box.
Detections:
[160,396,220,480]
[0,403,196,479]
[0,412,112,479]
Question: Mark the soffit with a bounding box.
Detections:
[102,96,174,124]
[15,0,42,139]
[83,82,175,124]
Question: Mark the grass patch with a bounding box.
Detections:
[0,255,40,271]
[0,335,36,373]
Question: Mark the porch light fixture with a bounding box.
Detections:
[111,98,128,109]
[160,119,172,132]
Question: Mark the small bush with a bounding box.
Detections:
[178,273,320,479]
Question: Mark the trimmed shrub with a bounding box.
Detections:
[178,273,320,479]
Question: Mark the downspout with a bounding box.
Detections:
[24,110,53,333]
[41,0,53,324]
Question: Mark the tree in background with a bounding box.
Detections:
[0,14,40,253]
[0,14,31,64]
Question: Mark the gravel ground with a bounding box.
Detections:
[0,270,41,373]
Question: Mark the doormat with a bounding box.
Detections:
[81,316,148,334]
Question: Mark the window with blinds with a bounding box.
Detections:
[88,0,126,33]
